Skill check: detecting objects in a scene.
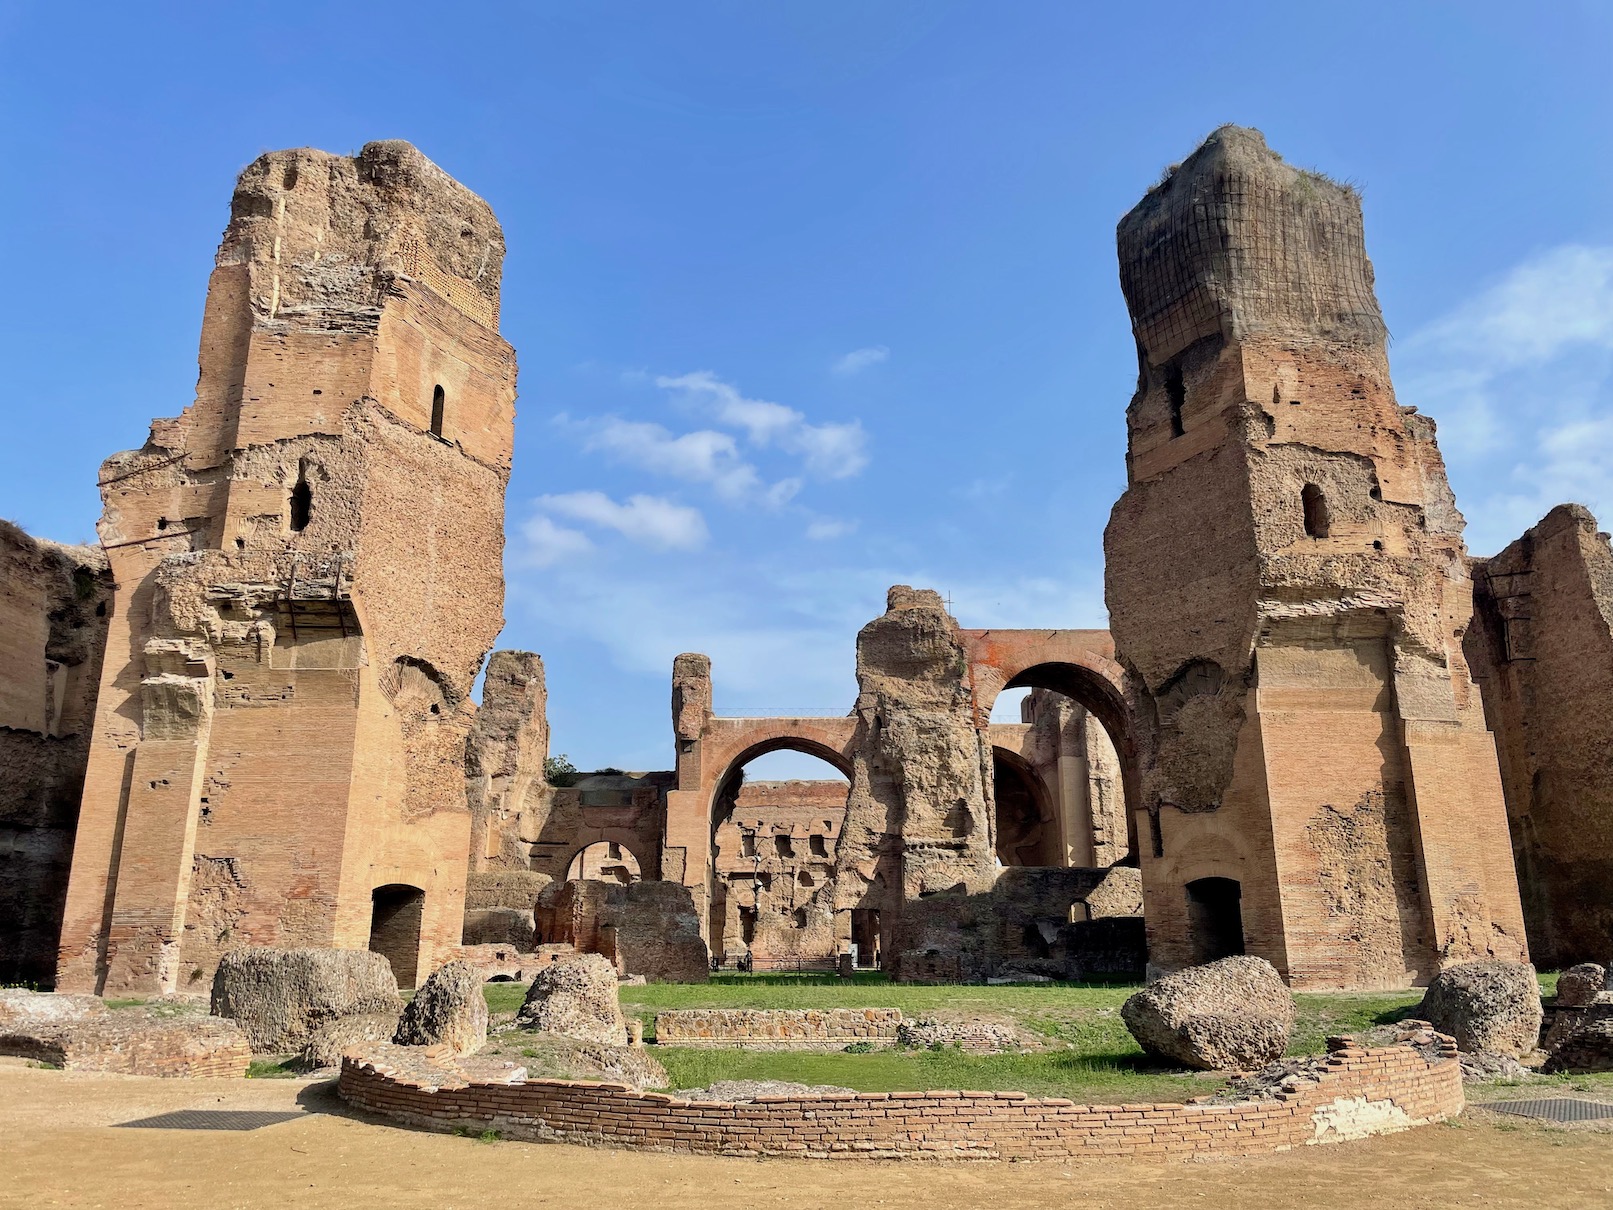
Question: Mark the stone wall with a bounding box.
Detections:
[654,1008,902,1048]
[0,521,112,986]
[713,779,847,962]
[339,1039,1463,1159]
[537,879,708,982]
[1468,504,1613,968]
[55,141,516,996]
[1104,125,1525,989]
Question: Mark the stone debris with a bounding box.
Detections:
[1556,963,1608,1008]
[0,988,106,1031]
[895,1017,1023,1054]
[1,1004,250,1078]
[515,953,627,1046]
[1121,955,1294,1071]
[300,1013,401,1071]
[1544,1017,1613,1074]
[211,947,403,1053]
[1417,960,1543,1058]
[394,960,488,1056]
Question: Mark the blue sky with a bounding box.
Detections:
[3,2,1611,776]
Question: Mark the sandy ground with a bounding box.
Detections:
[5,1058,1612,1210]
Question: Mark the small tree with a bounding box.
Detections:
[544,753,582,787]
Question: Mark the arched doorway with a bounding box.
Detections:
[1185,876,1245,963]
[991,746,1063,867]
[986,660,1138,866]
[708,744,851,968]
[368,884,424,989]
[567,841,642,884]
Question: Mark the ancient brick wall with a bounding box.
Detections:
[0,523,112,986]
[55,141,515,996]
[339,1040,1462,1159]
[1105,126,1525,989]
[1468,504,1613,968]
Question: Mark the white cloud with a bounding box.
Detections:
[832,345,890,376]
[655,370,870,479]
[539,491,709,551]
[583,417,764,502]
[519,514,593,568]
[1395,243,1613,554]
[805,518,857,541]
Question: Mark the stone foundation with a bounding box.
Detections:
[655,1008,903,1049]
[338,1040,1462,1159]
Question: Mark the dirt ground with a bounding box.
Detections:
[5,1058,1612,1210]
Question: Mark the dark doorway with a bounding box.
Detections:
[1185,877,1245,964]
[850,907,881,969]
[368,884,425,988]
[430,385,446,437]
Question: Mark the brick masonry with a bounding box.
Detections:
[338,1041,1463,1160]
[654,1008,904,1048]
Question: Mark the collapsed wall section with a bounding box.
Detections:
[1467,504,1613,969]
[56,141,516,996]
[0,523,112,986]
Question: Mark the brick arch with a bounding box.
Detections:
[990,743,1062,867]
[961,629,1139,861]
[558,829,657,883]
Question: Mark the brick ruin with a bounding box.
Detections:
[53,141,517,996]
[0,523,112,985]
[2,126,1610,995]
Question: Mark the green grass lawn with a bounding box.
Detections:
[482,972,1439,1100]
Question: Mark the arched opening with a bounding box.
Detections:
[567,840,642,885]
[992,746,1062,867]
[988,661,1137,868]
[708,743,850,969]
[1185,876,1245,964]
[429,384,446,438]
[1301,483,1330,538]
[368,884,425,989]
[289,460,313,533]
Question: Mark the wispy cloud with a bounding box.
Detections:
[805,518,857,541]
[831,345,889,376]
[656,370,870,479]
[519,514,592,567]
[581,417,765,502]
[538,491,709,551]
[1396,243,1613,554]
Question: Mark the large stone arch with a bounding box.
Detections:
[663,713,858,943]
[960,629,1140,861]
[557,828,658,884]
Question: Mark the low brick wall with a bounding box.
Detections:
[338,1040,1464,1160]
[655,1008,903,1048]
[2,1014,252,1078]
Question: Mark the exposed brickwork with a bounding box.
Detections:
[2,1011,251,1078]
[654,1008,903,1048]
[54,141,516,997]
[339,1041,1462,1159]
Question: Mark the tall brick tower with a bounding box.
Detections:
[56,142,516,994]
[1104,127,1525,990]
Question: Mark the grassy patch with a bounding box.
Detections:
[245,1058,301,1079]
[483,973,1440,1101]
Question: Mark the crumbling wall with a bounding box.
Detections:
[713,780,846,962]
[56,141,515,997]
[537,878,708,982]
[832,587,997,981]
[1468,504,1613,968]
[466,650,550,871]
[1105,126,1525,989]
[0,523,112,986]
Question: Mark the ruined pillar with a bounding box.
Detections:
[663,652,713,903]
[57,142,517,994]
[465,650,550,872]
[1467,504,1613,969]
[1104,126,1526,990]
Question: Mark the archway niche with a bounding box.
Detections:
[987,661,1138,868]
[707,742,850,967]
[368,883,425,989]
[567,841,642,885]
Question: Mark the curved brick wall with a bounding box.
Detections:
[338,1040,1463,1160]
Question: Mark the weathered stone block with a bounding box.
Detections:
[1121,955,1294,1071]
[394,960,487,1056]
[1417,960,1542,1058]
[211,947,403,1053]
[516,953,626,1046]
